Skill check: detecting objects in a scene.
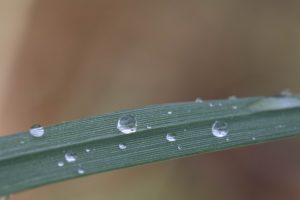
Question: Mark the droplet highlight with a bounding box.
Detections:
[167,111,172,115]
[166,133,176,142]
[118,143,127,150]
[29,124,45,138]
[77,168,85,175]
[212,121,229,138]
[58,161,64,167]
[117,114,137,134]
[64,151,77,163]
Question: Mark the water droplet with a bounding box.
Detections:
[183,129,187,132]
[252,137,256,140]
[29,124,45,138]
[0,195,10,200]
[77,168,85,175]
[64,151,77,163]
[280,89,292,96]
[195,98,203,103]
[228,96,237,100]
[209,103,214,107]
[218,103,223,106]
[166,133,176,142]
[177,145,182,150]
[232,106,238,110]
[167,111,172,115]
[85,148,91,153]
[212,121,229,138]
[20,140,25,144]
[117,114,137,134]
[147,125,152,129]
[58,161,64,167]
[118,143,127,150]
[226,138,230,142]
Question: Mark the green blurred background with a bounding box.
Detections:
[0,0,300,199]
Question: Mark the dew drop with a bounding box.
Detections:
[85,148,91,153]
[212,121,229,138]
[166,133,176,142]
[29,124,45,138]
[252,137,256,141]
[64,151,77,163]
[147,125,152,129]
[209,103,214,107]
[117,114,137,134]
[177,145,182,150]
[195,98,203,103]
[20,140,25,144]
[77,168,85,175]
[232,106,238,110]
[226,138,230,142]
[118,143,127,150]
[58,161,64,167]
[167,111,172,115]
[218,103,223,107]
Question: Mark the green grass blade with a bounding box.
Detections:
[1,95,300,195]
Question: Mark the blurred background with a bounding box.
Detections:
[1,0,300,199]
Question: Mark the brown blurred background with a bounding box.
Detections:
[1,0,300,199]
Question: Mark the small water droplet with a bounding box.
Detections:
[20,140,25,144]
[212,121,229,138]
[166,133,176,142]
[147,125,152,129]
[85,148,91,153]
[177,145,182,150]
[117,114,137,134]
[183,129,187,132]
[228,96,237,100]
[232,106,238,110]
[77,168,85,175]
[226,138,230,142]
[195,98,203,103]
[280,89,292,96]
[118,143,127,150]
[29,124,45,138]
[58,161,64,167]
[209,103,214,107]
[64,151,77,163]
[167,111,172,115]
[252,137,256,140]
[218,103,223,106]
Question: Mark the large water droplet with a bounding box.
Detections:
[77,168,85,175]
[58,161,64,167]
[29,124,45,138]
[212,121,229,138]
[195,98,203,103]
[166,133,176,142]
[117,114,137,134]
[118,143,127,150]
[64,151,77,163]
